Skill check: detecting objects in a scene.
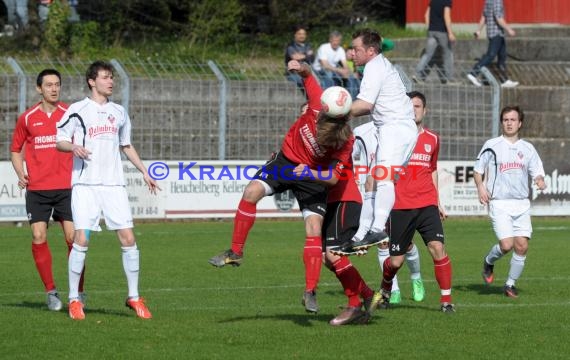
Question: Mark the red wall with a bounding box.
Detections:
[406,0,570,24]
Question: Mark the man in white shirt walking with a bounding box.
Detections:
[57,60,160,320]
[474,105,545,298]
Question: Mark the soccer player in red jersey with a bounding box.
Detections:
[375,91,455,313]
[209,60,354,313]
[10,69,85,311]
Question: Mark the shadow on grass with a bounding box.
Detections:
[454,283,505,296]
[4,302,130,317]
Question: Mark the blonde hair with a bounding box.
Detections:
[316,114,352,149]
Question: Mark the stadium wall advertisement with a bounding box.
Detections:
[0,161,568,222]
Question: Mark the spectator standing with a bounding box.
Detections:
[466,0,519,88]
[414,0,456,84]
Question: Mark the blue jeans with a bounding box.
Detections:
[471,35,508,82]
[415,31,454,81]
[315,70,360,100]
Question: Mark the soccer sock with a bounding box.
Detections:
[405,243,422,280]
[231,199,257,256]
[378,247,399,292]
[485,244,504,265]
[370,181,395,233]
[352,191,375,241]
[122,244,140,299]
[434,255,452,304]
[68,243,88,300]
[31,242,55,292]
[330,257,372,307]
[506,253,526,287]
[303,236,322,292]
[66,242,86,293]
[381,257,399,293]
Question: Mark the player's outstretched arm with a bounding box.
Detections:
[121,145,161,194]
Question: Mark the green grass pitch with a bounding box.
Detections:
[1,218,569,359]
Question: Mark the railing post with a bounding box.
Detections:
[207,60,227,161]
[6,57,26,114]
[110,59,130,113]
[480,66,501,137]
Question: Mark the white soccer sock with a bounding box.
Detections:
[405,243,422,280]
[506,253,526,286]
[370,181,395,233]
[68,243,88,301]
[377,247,399,292]
[485,244,504,265]
[352,191,375,241]
[122,244,140,299]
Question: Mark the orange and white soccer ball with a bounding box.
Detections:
[320,86,352,118]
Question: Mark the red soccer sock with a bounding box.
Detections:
[303,236,322,292]
[31,242,55,292]
[381,257,399,293]
[330,257,372,307]
[231,199,257,256]
[67,242,86,293]
[434,255,453,304]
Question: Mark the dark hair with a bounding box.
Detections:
[352,28,381,54]
[407,91,426,107]
[36,69,61,87]
[86,60,114,90]
[501,105,524,122]
[293,24,308,33]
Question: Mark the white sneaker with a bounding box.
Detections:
[467,74,482,87]
[501,79,519,88]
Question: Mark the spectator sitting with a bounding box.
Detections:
[284,25,314,97]
[312,30,359,99]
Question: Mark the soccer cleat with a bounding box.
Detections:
[68,300,85,320]
[329,306,367,326]
[467,73,482,87]
[208,249,243,267]
[329,242,368,256]
[126,297,153,319]
[411,279,426,302]
[46,290,63,311]
[390,290,401,304]
[352,231,389,251]
[482,259,494,284]
[301,290,319,313]
[441,302,456,313]
[504,285,519,298]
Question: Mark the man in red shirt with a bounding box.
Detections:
[209,60,353,313]
[374,91,455,313]
[10,69,86,311]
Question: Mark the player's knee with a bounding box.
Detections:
[242,181,266,202]
[390,256,405,269]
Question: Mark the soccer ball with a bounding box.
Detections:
[320,86,352,118]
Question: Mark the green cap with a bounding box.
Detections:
[381,38,394,52]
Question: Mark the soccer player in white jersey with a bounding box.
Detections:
[347,28,418,251]
[474,105,546,298]
[56,61,160,320]
[350,121,425,305]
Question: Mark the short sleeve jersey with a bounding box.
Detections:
[429,0,452,32]
[358,55,414,126]
[394,128,440,209]
[56,97,131,186]
[10,102,72,190]
[474,136,545,200]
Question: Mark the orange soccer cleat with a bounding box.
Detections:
[126,297,152,319]
[68,299,85,320]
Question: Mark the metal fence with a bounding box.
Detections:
[1,57,504,162]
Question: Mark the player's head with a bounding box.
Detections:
[36,69,62,105]
[407,91,427,125]
[86,60,114,96]
[351,28,381,66]
[316,113,352,149]
[500,105,524,136]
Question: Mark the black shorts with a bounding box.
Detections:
[322,201,361,248]
[26,189,73,225]
[388,205,444,256]
[254,151,328,216]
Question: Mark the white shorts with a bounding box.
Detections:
[489,199,532,240]
[375,120,418,171]
[72,185,134,231]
